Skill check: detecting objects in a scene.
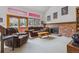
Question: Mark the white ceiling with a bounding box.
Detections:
[22,6,50,13]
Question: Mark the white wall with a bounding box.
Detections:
[44,6,76,23]
[0,7,8,27]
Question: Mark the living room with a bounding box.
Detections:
[0,6,79,53]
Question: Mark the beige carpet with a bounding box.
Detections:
[12,35,72,53]
[0,41,13,53]
[0,35,72,53]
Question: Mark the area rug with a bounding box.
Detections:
[42,36,55,40]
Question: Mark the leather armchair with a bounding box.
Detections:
[5,28,29,48]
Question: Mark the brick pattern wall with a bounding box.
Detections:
[46,23,76,37]
[59,24,76,37]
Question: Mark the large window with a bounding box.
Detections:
[20,18,27,32]
[20,18,27,27]
[28,18,41,27]
[28,18,34,27]
[35,19,41,26]
[7,15,28,32]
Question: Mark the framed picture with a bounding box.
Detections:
[47,15,51,21]
[61,6,68,15]
[53,12,58,19]
[0,18,3,22]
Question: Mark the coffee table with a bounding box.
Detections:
[38,32,49,38]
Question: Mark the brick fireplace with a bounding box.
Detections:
[46,22,76,37]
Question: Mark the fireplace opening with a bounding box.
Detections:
[49,27,59,34]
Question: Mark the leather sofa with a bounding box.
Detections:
[29,31,38,37]
[5,28,28,48]
[16,32,28,47]
[29,27,49,37]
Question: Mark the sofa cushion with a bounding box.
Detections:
[19,35,27,39]
[16,32,26,35]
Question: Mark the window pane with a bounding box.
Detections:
[28,18,40,27]
[20,18,27,32]
[10,17,18,28]
[28,18,34,27]
[20,18,27,27]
